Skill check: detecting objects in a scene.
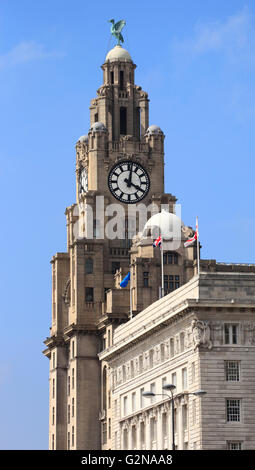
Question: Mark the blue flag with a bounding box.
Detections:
[120,272,130,288]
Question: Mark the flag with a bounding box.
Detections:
[120,272,130,288]
[153,236,162,248]
[184,218,199,247]
[184,232,197,247]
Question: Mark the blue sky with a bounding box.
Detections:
[0,0,254,449]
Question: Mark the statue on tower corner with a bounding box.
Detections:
[109,19,126,45]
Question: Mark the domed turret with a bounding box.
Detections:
[105,45,132,63]
[145,125,164,136]
[77,134,88,144]
[89,122,107,133]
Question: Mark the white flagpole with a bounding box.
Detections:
[130,268,133,319]
[161,236,164,298]
[196,216,200,276]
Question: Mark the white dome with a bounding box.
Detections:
[143,210,183,250]
[77,134,88,143]
[105,45,132,62]
[145,125,163,135]
[90,122,107,132]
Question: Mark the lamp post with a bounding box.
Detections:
[142,385,207,450]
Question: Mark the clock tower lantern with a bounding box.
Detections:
[43,42,197,450]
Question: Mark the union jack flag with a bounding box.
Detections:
[153,236,162,248]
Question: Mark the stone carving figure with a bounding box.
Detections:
[191,319,212,350]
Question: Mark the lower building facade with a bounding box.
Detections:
[100,272,255,450]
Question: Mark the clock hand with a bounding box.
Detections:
[127,163,133,187]
[130,182,145,193]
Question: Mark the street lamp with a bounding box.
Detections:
[142,385,207,450]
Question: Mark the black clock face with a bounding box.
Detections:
[108,160,150,204]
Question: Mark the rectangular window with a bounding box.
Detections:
[102,422,107,445]
[52,406,55,425]
[227,441,242,450]
[72,368,75,389]
[140,388,145,408]
[123,396,128,416]
[162,376,167,390]
[72,340,75,358]
[67,432,70,450]
[150,382,156,403]
[224,324,238,344]
[67,376,70,396]
[182,368,187,390]
[225,361,240,381]
[52,352,55,368]
[226,399,241,422]
[67,404,70,424]
[143,272,149,287]
[170,338,175,357]
[172,372,177,390]
[85,287,94,302]
[150,417,156,443]
[132,425,137,449]
[182,404,188,430]
[72,426,74,447]
[193,399,196,425]
[52,378,55,399]
[140,421,145,447]
[108,418,111,439]
[120,107,127,135]
[132,392,136,413]
[72,398,75,417]
[52,434,54,450]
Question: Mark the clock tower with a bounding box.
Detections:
[43,43,197,450]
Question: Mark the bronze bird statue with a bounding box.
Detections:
[109,19,126,46]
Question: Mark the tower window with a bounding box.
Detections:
[85,258,93,274]
[143,272,149,287]
[110,71,114,84]
[94,112,98,123]
[120,107,127,135]
[163,252,179,265]
[120,71,124,90]
[85,287,94,302]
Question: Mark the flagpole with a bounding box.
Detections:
[130,265,133,319]
[161,237,164,298]
[196,216,200,276]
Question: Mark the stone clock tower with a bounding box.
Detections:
[43,43,197,450]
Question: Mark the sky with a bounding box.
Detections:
[0,0,255,449]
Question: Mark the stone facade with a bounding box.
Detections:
[100,273,255,450]
[43,43,255,451]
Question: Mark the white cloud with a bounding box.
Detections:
[0,41,63,69]
[172,7,255,64]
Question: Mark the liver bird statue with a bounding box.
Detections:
[109,19,126,46]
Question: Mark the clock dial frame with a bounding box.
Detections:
[108,160,150,204]
[78,167,88,198]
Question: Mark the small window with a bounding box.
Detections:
[85,258,93,274]
[110,71,114,84]
[143,272,149,287]
[85,287,94,302]
[224,324,238,344]
[94,112,98,123]
[227,441,242,450]
[182,404,188,430]
[226,399,241,422]
[225,361,240,381]
[72,398,75,417]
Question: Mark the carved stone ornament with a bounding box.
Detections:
[181,225,194,239]
[97,85,110,97]
[191,319,212,350]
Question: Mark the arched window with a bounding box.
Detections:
[85,258,93,274]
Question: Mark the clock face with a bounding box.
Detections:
[78,167,88,198]
[108,160,150,204]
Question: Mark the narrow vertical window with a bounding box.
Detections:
[120,107,127,135]
[72,368,75,389]
[119,71,124,90]
[110,71,114,84]
[72,426,74,447]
